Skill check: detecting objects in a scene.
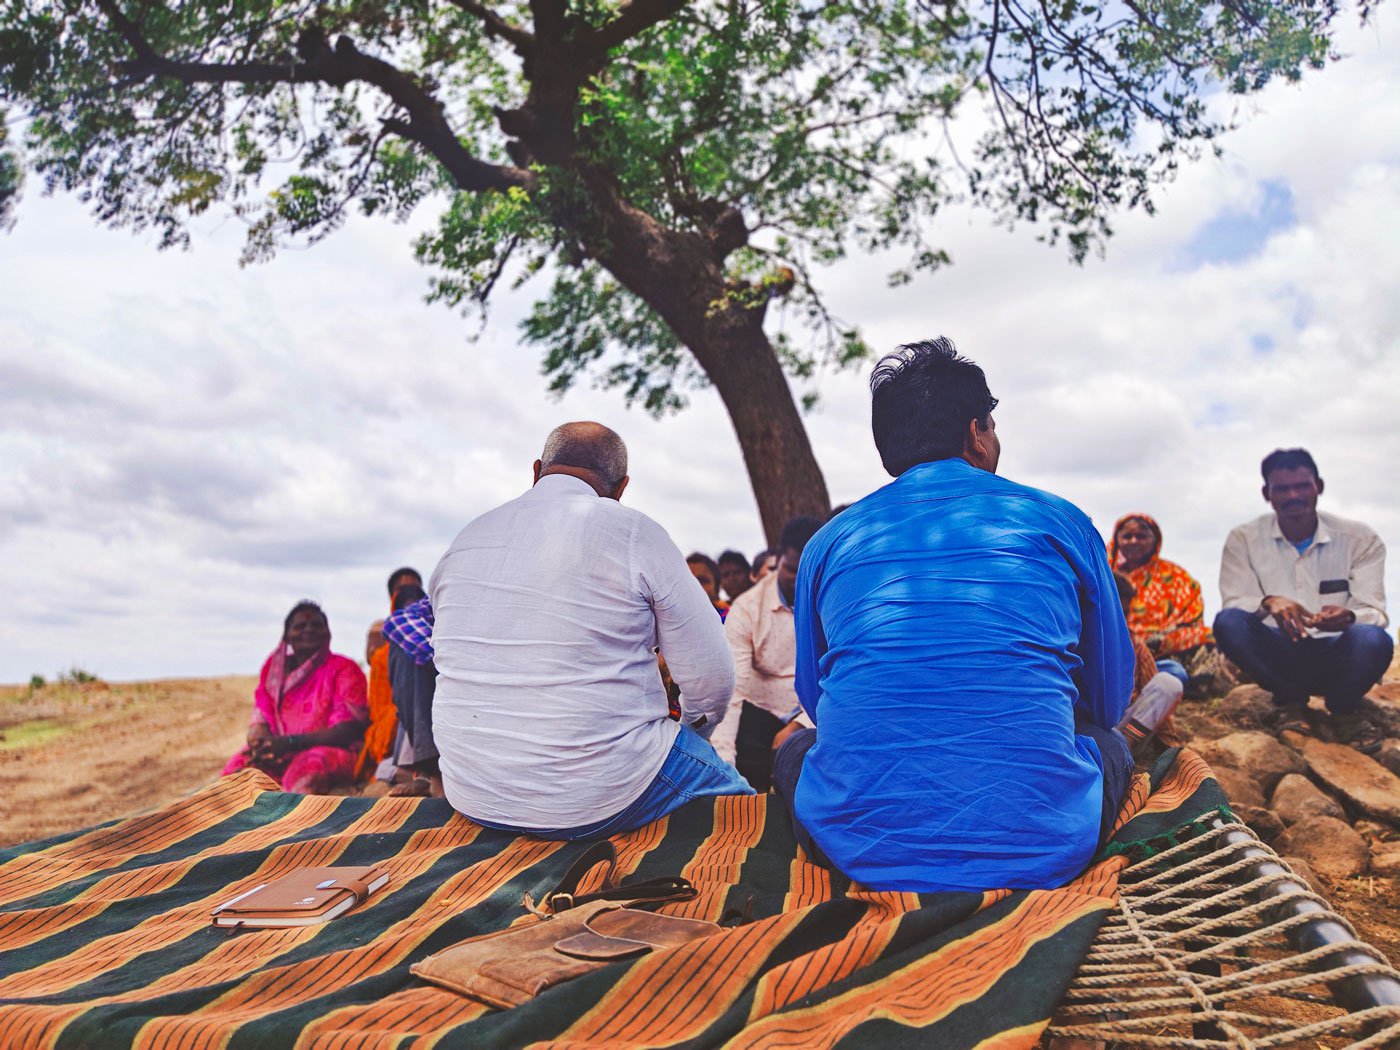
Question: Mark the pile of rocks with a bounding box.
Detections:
[1194,684,1400,885]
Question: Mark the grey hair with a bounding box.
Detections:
[539,421,629,489]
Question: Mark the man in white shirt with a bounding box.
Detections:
[1214,448,1392,753]
[428,421,750,837]
[710,516,822,789]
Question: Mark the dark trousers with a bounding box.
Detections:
[769,728,831,868]
[734,702,784,792]
[1078,721,1136,843]
[770,723,1134,873]
[1213,607,1393,714]
[388,646,439,765]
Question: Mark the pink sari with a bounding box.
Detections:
[223,644,369,793]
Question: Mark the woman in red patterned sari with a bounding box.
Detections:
[1109,513,1226,694]
[223,601,369,793]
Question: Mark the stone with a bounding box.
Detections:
[1274,816,1370,881]
[1279,856,1324,895]
[1217,684,1277,729]
[1269,773,1345,826]
[1361,689,1400,737]
[1374,740,1400,780]
[1298,737,1400,827]
[1212,765,1265,809]
[1371,844,1400,877]
[1234,804,1284,843]
[1353,820,1390,844]
[1198,731,1307,795]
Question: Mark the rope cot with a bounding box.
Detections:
[1047,818,1400,1049]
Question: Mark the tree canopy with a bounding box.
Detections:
[0,111,20,228]
[0,0,1368,535]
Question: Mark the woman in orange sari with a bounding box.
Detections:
[1109,514,1221,693]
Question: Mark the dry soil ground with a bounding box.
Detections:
[0,676,254,846]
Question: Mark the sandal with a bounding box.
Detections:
[1331,714,1384,755]
[1273,703,1312,737]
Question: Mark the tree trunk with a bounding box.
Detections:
[690,318,832,545]
[580,194,832,543]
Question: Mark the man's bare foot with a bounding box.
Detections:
[387,775,433,797]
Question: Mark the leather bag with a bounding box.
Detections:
[411,842,720,1009]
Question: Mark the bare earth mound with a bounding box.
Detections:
[0,676,254,847]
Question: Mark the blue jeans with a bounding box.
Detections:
[1213,607,1394,715]
[472,725,753,840]
[1155,658,1190,690]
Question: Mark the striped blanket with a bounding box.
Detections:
[0,749,1223,1049]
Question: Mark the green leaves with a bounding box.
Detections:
[0,109,20,229]
[523,263,698,417]
[0,0,1367,409]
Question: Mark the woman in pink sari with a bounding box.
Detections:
[223,601,369,793]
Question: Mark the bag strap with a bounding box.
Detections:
[527,841,698,916]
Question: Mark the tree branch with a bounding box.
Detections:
[94,2,531,194]
[528,0,569,41]
[442,0,535,57]
[93,0,160,64]
[590,0,690,53]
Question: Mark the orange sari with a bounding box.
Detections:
[1108,513,1212,656]
[355,638,397,779]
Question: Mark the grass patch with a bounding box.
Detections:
[0,718,72,751]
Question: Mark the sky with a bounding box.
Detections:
[1,13,1398,684]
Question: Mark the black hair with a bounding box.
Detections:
[387,566,421,595]
[778,515,823,555]
[751,548,774,571]
[1260,447,1320,483]
[717,550,751,573]
[686,552,720,578]
[392,583,427,612]
[1115,514,1161,546]
[1112,571,1136,614]
[869,337,998,477]
[283,600,328,636]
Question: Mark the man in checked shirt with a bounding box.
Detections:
[1214,448,1392,753]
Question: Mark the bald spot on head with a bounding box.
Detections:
[538,421,629,493]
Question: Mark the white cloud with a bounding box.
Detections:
[1,12,1397,681]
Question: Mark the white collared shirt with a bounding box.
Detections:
[1219,510,1388,634]
[428,474,735,829]
[710,572,803,764]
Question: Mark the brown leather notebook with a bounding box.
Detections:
[210,866,388,928]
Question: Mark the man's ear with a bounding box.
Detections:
[609,475,630,502]
[532,459,543,485]
[963,418,988,466]
[1315,476,1325,498]
[1261,483,1270,503]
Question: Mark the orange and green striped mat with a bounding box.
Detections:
[0,749,1225,1049]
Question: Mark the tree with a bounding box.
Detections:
[0,0,1364,538]
[0,110,20,229]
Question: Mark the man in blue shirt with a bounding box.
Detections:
[772,339,1135,892]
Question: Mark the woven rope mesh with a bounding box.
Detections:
[1046,820,1400,1049]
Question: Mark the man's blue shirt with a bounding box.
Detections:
[793,458,1133,892]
